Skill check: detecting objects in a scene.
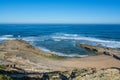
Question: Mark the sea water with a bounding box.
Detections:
[0,24,120,57]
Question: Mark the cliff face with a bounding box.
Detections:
[76,43,120,60]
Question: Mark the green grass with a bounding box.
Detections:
[0,65,7,70]
[0,75,12,80]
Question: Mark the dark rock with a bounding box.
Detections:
[69,71,76,79]
[41,73,49,80]
[59,73,68,80]
[113,54,120,60]
[76,43,120,60]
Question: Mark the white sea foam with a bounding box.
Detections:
[1,33,119,57]
[22,33,120,48]
[38,47,88,57]
[53,39,61,41]
[23,37,41,42]
[0,35,15,40]
[1,33,119,49]
[22,36,51,42]
[51,33,120,48]
[22,37,36,41]
[2,35,14,37]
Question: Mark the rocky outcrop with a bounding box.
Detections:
[76,43,120,60]
[73,68,120,80]
[38,68,120,80]
[0,65,120,80]
[0,40,68,73]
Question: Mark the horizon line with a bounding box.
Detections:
[0,23,120,25]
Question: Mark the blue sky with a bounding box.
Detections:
[0,0,120,24]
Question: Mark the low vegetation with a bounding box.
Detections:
[0,75,12,80]
[0,65,7,70]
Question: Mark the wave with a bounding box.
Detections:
[0,33,120,57]
[1,33,120,49]
[2,35,14,37]
[18,33,120,48]
[22,37,40,41]
[0,35,15,40]
[22,35,52,42]
[38,47,88,57]
[51,33,120,48]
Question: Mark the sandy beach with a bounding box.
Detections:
[60,54,120,69]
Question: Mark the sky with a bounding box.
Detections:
[0,0,120,24]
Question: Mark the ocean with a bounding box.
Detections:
[0,24,120,57]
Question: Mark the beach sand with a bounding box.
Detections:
[59,54,120,69]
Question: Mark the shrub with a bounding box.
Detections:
[0,65,7,70]
[0,75,12,80]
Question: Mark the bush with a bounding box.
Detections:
[0,75,12,80]
[0,65,7,70]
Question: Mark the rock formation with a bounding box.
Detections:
[0,40,67,73]
[76,43,120,60]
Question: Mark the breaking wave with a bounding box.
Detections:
[51,33,120,48]
[0,35,15,40]
[1,33,120,49]
[0,33,120,57]
[38,47,88,57]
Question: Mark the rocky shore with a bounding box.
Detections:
[76,43,120,60]
[0,65,120,80]
[0,40,120,80]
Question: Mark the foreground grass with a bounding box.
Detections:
[0,65,7,70]
[0,75,12,80]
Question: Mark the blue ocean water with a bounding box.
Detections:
[0,24,120,57]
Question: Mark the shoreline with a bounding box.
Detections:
[33,40,120,59]
[0,40,120,71]
[76,43,120,60]
[38,46,89,58]
[0,40,120,79]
